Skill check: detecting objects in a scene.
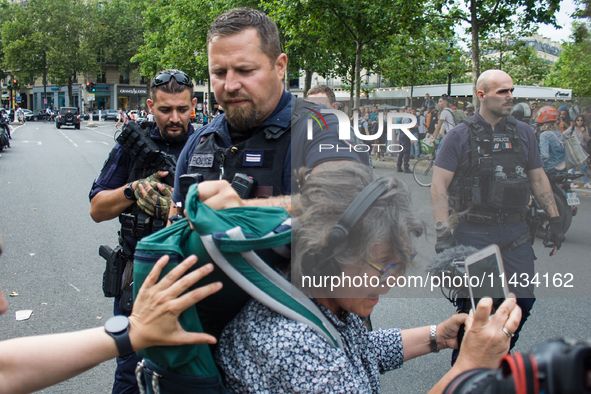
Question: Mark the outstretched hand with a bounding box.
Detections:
[456,296,521,370]
[128,255,222,352]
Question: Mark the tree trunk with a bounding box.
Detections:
[304,68,313,97]
[471,0,480,107]
[410,58,415,108]
[43,66,47,110]
[354,40,362,110]
[207,78,211,118]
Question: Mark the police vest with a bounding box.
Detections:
[187,123,291,197]
[120,122,188,240]
[449,116,530,213]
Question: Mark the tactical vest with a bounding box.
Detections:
[187,124,291,198]
[449,116,531,214]
[119,122,186,240]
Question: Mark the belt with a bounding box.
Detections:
[464,210,526,226]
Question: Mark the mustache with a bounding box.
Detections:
[222,94,252,103]
[165,122,183,128]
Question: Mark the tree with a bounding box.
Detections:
[479,28,550,85]
[2,0,99,107]
[380,32,470,101]
[545,23,591,97]
[431,0,560,103]
[269,0,423,109]
[96,0,145,76]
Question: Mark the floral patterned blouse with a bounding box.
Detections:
[215,299,404,393]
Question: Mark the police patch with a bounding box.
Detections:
[243,150,264,167]
[189,153,214,168]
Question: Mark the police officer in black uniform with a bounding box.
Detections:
[431,70,565,362]
[89,69,197,394]
[168,8,360,353]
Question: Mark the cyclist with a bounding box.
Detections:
[45,107,53,122]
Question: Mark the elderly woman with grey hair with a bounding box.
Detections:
[216,162,521,394]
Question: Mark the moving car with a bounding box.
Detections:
[56,107,81,129]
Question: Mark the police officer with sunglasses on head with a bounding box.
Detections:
[89,69,197,394]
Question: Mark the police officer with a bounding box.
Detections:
[168,7,359,348]
[430,70,565,357]
[89,69,197,394]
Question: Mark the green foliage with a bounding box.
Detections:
[2,0,99,103]
[96,0,145,73]
[480,40,550,85]
[545,23,591,97]
[380,34,470,88]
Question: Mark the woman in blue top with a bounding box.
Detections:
[216,162,522,394]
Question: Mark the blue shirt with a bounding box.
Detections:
[172,91,359,202]
[435,111,543,174]
[539,129,565,171]
[216,299,404,393]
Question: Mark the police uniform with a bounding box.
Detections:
[435,110,543,352]
[172,91,360,346]
[89,122,195,394]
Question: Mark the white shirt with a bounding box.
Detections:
[441,108,455,134]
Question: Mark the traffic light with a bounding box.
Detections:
[13,79,18,91]
[86,82,91,92]
[91,82,96,93]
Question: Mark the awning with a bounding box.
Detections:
[1,93,9,99]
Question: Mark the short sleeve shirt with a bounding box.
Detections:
[435,111,543,174]
[440,108,455,133]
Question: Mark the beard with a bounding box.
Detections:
[160,122,188,142]
[223,98,259,132]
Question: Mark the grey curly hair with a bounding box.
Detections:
[292,162,425,294]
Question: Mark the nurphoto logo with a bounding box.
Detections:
[304,107,418,153]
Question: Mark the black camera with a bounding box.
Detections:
[444,339,591,394]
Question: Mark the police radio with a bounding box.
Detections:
[230,173,257,199]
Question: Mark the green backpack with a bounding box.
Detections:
[133,186,342,387]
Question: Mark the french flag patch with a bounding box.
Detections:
[503,142,512,149]
[243,150,264,167]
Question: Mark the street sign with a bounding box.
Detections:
[17,97,21,103]
[87,93,95,101]
[44,98,47,104]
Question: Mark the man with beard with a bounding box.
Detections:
[167,7,359,356]
[430,69,564,362]
[89,69,197,394]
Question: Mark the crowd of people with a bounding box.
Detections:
[348,95,591,188]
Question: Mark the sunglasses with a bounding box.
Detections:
[151,71,193,88]
[364,252,416,283]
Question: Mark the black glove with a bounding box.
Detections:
[435,226,457,254]
[544,216,565,255]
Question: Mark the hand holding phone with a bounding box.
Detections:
[464,244,509,312]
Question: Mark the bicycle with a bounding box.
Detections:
[43,113,55,123]
[413,153,436,187]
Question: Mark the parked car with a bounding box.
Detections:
[56,107,81,129]
[102,109,119,121]
[83,111,106,121]
[25,110,46,121]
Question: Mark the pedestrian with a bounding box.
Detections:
[556,108,572,133]
[216,162,522,393]
[397,106,413,173]
[433,94,455,153]
[538,106,566,173]
[430,70,565,364]
[168,8,360,386]
[89,69,197,394]
[422,93,436,108]
[565,114,591,188]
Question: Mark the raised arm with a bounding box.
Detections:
[0,256,221,394]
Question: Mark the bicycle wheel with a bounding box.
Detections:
[413,157,435,187]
